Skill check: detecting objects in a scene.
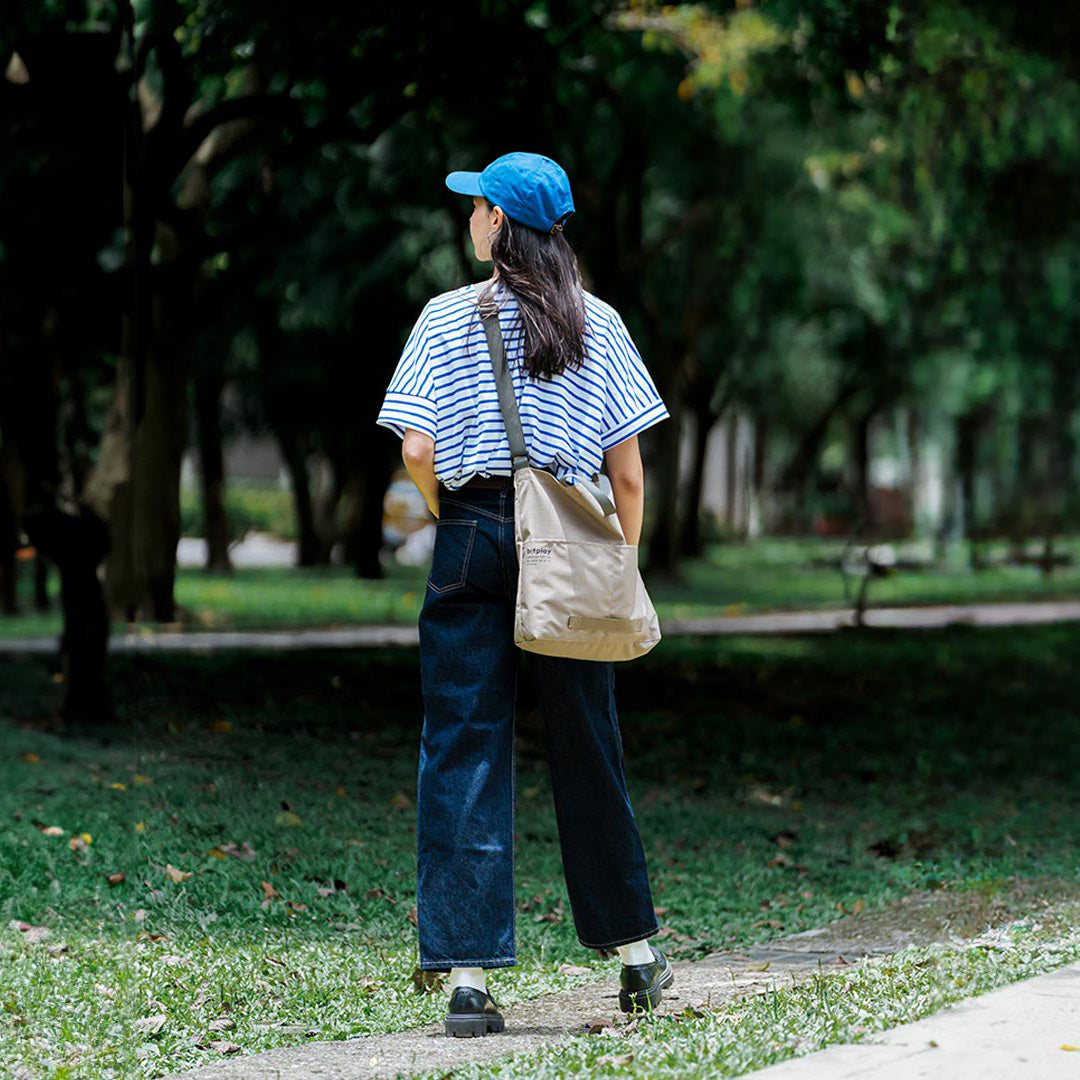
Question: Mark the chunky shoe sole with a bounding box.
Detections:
[445,1012,506,1037]
[618,955,674,1013]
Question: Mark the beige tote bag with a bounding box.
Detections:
[478,290,661,662]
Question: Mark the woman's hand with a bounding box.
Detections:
[402,429,440,518]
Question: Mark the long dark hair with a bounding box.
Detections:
[478,201,587,380]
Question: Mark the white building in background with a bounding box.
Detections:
[180,433,288,490]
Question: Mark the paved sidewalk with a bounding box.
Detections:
[3,599,1080,655]
[746,962,1080,1079]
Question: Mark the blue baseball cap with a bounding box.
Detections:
[445,152,575,234]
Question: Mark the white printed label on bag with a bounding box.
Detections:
[522,545,553,566]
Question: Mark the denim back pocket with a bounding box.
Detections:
[427,519,478,594]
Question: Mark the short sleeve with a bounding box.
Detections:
[376,303,439,440]
[599,312,669,451]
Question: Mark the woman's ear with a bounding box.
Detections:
[490,205,505,232]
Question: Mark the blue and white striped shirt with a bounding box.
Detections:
[376,282,668,489]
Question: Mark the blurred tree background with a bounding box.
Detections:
[3,0,1080,718]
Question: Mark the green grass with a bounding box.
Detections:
[5,536,1080,640]
[3,626,1080,1076]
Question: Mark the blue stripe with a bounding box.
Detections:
[376,282,667,486]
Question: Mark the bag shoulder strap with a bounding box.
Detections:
[472,283,616,516]
[475,283,529,472]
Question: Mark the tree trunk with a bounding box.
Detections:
[34,556,50,612]
[279,437,321,566]
[0,472,18,616]
[750,415,767,537]
[23,505,112,724]
[678,402,718,559]
[645,394,683,577]
[852,407,875,531]
[193,371,232,572]
[344,456,391,580]
[312,454,346,563]
[103,336,189,621]
[956,410,981,570]
[779,382,860,532]
[724,413,739,533]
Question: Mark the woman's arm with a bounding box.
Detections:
[604,435,644,546]
[402,429,440,519]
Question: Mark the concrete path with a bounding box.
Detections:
[746,962,1080,1079]
[161,944,875,1080]
[4,599,1080,655]
[162,888,1068,1080]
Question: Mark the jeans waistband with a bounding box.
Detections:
[453,475,513,491]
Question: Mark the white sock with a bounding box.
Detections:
[616,940,654,966]
[449,967,487,994]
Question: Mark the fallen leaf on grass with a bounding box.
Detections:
[198,1040,240,1054]
[653,905,668,916]
[852,899,866,915]
[316,879,347,897]
[133,774,153,785]
[390,793,412,811]
[208,1017,236,1032]
[558,963,592,976]
[275,811,302,827]
[746,961,771,973]
[109,782,127,791]
[654,926,697,943]
[411,968,447,994]
[596,1052,634,1067]
[8,920,50,942]
[20,752,41,764]
[106,871,126,886]
[535,899,564,924]
[586,1017,614,1035]
[69,833,92,852]
[39,825,65,837]
[165,864,192,884]
[134,1014,167,1035]
[209,720,233,734]
[406,906,418,927]
[214,842,257,859]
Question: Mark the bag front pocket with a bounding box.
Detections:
[427,519,478,594]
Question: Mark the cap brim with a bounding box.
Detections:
[445,171,484,196]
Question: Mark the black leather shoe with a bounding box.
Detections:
[444,986,505,1037]
[619,945,674,1013]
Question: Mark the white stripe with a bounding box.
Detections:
[376,283,668,488]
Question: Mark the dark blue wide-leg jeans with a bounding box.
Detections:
[416,484,659,970]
